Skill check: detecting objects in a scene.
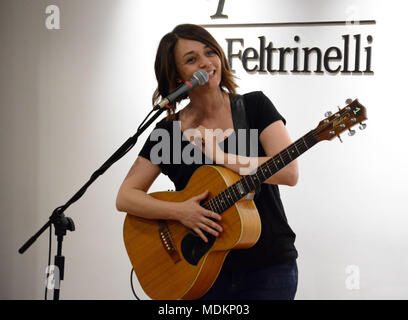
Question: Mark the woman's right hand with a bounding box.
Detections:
[176,190,223,243]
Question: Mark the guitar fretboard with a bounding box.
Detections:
[203,130,318,214]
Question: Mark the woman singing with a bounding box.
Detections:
[116,24,299,300]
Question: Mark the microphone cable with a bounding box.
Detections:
[130,268,141,300]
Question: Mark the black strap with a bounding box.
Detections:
[230,94,248,140]
[230,94,261,197]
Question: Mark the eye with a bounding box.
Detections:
[206,49,216,56]
[185,56,196,64]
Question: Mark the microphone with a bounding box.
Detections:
[154,70,209,110]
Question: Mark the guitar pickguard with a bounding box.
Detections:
[181,233,216,265]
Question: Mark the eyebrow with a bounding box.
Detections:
[183,45,209,58]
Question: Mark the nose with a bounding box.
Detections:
[199,56,212,69]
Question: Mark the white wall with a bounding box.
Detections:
[1,0,407,299]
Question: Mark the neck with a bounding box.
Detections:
[187,88,228,120]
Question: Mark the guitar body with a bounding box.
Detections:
[123,165,262,300]
[122,98,368,300]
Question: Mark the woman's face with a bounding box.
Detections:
[174,38,222,91]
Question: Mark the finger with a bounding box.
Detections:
[201,218,223,233]
[193,227,208,243]
[198,222,220,237]
[193,190,209,201]
[205,210,222,221]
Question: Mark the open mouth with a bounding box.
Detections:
[208,70,216,77]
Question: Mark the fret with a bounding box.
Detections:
[265,161,274,176]
[225,187,234,206]
[241,176,250,191]
[256,171,263,185]
[236,181,246,197]
[215,196,223,213]
[286,147,292,161]
[201,132,318,217]
[231,184,240,201]
[212,197,221,214]
[249,176,256,191]
[219,193,227,211]
[249,175,258,190]
[230,185,238,202]
[274,155,284,170]
[272,157,279,171]
[260,165,269,180]
[291,146,298,158]
[278,152,285,166]
[242,176,251,192]
[302,136,309,149]
[215,194,223,212]
[228,189,235,205]
[222,191,231,208]
[294,142,300,155]
[251,174,259,190]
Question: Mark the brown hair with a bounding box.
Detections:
[152,24,238,119]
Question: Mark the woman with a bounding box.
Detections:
[116,24,299,300]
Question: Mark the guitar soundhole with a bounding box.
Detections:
[181,233,216,266]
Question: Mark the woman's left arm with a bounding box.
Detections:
[193,121,298,186]
[258,120,298,186]
[220,120,298,186]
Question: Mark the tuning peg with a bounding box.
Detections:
[359,122,367,130]
[348,129,356,136]
[338,135,343,143]
[346,98,353,104]
[325,111,332,117]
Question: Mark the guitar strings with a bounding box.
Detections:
[206,130,317,211]
[204,113,359,213]
[202,130,318,214]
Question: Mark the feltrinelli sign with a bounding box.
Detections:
[202,0,375,75]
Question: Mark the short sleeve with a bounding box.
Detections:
[138,117,171,175]
[243,91,286,134]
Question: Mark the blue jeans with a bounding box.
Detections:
[199,259,298,300]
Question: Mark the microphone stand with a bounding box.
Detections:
[18,105,168,300]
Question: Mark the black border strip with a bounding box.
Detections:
[201,20,376,28]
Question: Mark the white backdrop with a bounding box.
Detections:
[1,0,407,300]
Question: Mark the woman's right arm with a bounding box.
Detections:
[116,156,179,220]
[115,156,223,242]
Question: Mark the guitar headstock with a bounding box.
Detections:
[314,99,367,142]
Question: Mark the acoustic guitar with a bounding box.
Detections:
[123,99,367,300]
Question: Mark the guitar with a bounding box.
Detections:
[123,99,367,300]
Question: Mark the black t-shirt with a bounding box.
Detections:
[139,91,298,269]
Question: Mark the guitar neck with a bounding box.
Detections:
[203,129,319,214]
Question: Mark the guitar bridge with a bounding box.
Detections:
[158,221,181,264]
